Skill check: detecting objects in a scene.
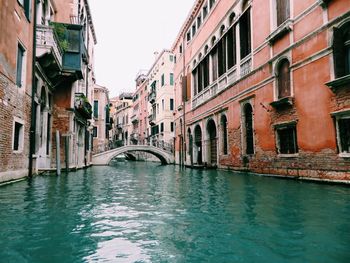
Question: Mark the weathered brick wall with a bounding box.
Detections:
[0,73,31,177]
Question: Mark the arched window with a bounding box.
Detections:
[243,103,254,155]
[204,45,209,54]
[333,22,350,78]
[220,25,226,36]
[229,12,236,25]
[211,36,217,46]
[221,115,228,155]
[277,59,291,99]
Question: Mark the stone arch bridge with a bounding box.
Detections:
[92,145,174,165]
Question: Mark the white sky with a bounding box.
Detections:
[89,0,194,98]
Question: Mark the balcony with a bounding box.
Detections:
[74,93,92,119]
[148,114,156,126]
[131,114,139,124]
[51,22,85,80]
[148,91,156,104]
[36,25,63,82]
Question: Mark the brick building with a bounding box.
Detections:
[0,0,34,183]
[0,0,99,183]
[172,0,350,182]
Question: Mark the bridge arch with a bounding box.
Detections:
[92,145,174,166]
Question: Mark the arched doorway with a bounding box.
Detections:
[207,119,217,166]
[194,125,202,165]
[221,115,228,155]
[187,128,193,165]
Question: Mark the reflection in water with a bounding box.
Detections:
[0,162,350,263]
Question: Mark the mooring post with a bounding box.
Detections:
[56,130,61,176]
[65,135,69,173]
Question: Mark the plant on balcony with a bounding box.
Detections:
[50,22,69,51]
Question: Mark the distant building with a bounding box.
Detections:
[131,71,149,144]
[113,92,133,146]
[172,0,350,182]
[92,84,112,154]
[147,50,176,147]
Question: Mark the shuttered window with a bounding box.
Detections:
[218,38,227,77]
[211,46,218,81]
[227,26,236,69]
[277,126,298,154]
[277,59,291,99]
[338,118,350,153]
[276,0,290,26]
[240,9,251,60]
[333,23,350,78]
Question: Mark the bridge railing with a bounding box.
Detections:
[103,139,174,154]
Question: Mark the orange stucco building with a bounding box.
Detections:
[172,0,350,182]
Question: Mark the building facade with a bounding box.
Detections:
[0,0,99,183]
[113,92,133,146]
[147,50,176,148]
[131,71,149,144]
[36,0,97,171]
[172,0,350,182]
[0,0,35,183]
[92,84,112,154]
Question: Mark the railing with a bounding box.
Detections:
[148,92,156,103]
[106,139,174,154]
[192,58,251,109]
[36,25,63,66]
[74,93,92,119]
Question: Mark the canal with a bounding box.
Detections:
[0,161,349,263]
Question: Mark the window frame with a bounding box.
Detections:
[16,42,26,89]
[334,112,350,158]
[12,117,25,153]
[274,122,299,157]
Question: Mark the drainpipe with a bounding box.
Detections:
[29,0,38,178]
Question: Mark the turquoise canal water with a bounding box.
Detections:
[0,162,350,263]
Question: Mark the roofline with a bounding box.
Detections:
[146,49,173,76]
[84,0,97,44]
[171,0,204,51]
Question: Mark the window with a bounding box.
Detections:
[93,100,99,118]
[13,121,24,152]
[170,73,174,85]
[170,99,174,111]
[333,22,350,78]
[161,74,165,86]
[227,26,237,69]
[161,123,164,133]
[209,0,216,9]
[276,0,290,27]
[337,117,350,154]
[240,9,251,60]
[187,31,191,42]
[16,43,25,87]
[162,99,164,111]
[197,15,202,28]
[192,23,196,37]
[171,122,174,132]
[211,46,218,81]
[18,0,31,20]
[170,55,174,62]
[243,103,254,155]
[277,59,291,99]
[218,37,227,77]
[276,125,298,154]
[179,44,183,54]
[93,127,98,137]
[203,5,208,19]
[221,115,228,155]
